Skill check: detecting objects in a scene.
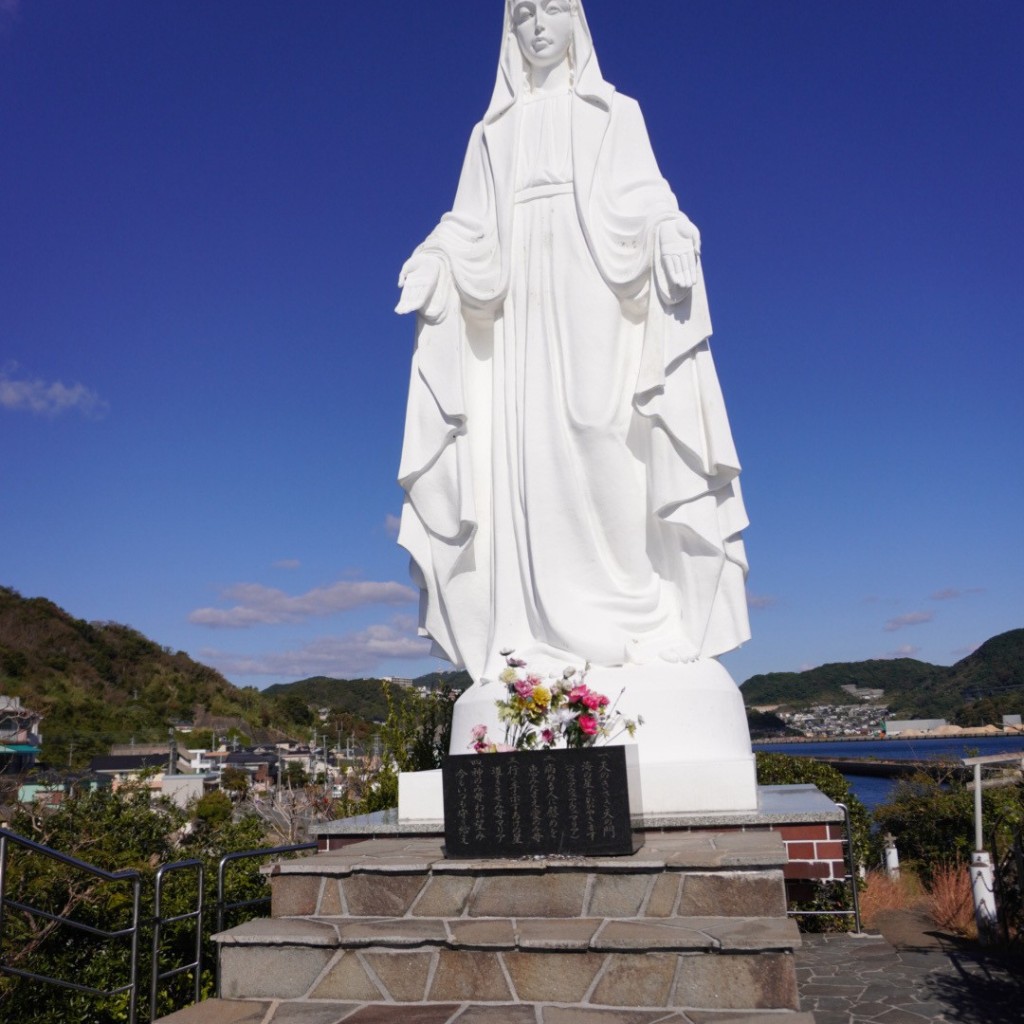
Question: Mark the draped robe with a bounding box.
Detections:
[397,80,750,684]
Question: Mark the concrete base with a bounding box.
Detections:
[417,657,757,820]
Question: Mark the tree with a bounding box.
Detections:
[220,766,250,800]
[195,789,233,825]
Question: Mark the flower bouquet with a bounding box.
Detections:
[469,652,641,753]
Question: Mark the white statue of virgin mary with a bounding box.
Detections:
[397,0,757,811]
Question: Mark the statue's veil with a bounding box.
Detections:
[484,0,615,123]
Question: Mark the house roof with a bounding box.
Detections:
[224,752,278,765]
[89,754,170,773]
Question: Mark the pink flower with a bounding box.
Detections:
[471,724,488,740]
[541,728,554,745]
[578,715,599,736]
[582,692,603,710]
[568,685,589,704]
[514,679,535,699]
[506,656,527,668]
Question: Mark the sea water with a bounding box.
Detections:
[752,734,1024,810]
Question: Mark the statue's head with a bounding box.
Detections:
[510,1,574,70]
[488,0,610,123]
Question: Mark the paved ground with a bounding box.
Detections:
[797,910,1023,1024]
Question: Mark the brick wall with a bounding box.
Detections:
[770,822,849,904]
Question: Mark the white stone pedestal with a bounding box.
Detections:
[400,658,757,821]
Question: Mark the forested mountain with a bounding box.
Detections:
[741,628,1024,721]
[264,671,468,723]
[0,587,308,765]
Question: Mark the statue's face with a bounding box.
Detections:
[512,1,573,70]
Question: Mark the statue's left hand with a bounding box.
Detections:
[657,217,702,301]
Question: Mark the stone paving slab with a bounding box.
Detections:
[155,1001,816,1024]
[797,932,1023,1023]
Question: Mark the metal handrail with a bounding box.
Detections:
[785,802,863,933]
[150,859,204,1021]
[0,826,143,1024]
[214,841,316,995]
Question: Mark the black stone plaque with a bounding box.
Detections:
[442,745,642,857]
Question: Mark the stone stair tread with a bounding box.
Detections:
[215,917,339,946]
[271,832,787,878]
[215,914,800,953]
[154,998,816,1024]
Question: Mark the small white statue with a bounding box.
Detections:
[396,2,753,794]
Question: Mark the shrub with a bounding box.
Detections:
[873,774,1024,884]
[927,861,977,938]
[858,868,925,929]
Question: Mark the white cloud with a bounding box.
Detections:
[384,514,402,539]
[880,644,921,659]
[200,623,431,678]
[0,367,108,418]
[746,593,778,611]
[930,587,984,601]
[882,611,934,633]
[272,559,301,570]
[189,579,417,628]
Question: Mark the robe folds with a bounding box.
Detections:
[397,87,750,683]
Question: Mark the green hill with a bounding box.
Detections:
[263,671,468,724]
[741,628,1024,721]
[0,586,308,766]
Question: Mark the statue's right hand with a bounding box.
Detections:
[395,253,447,316]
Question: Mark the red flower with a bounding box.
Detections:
[578,715,598,736]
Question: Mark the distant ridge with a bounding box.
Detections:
[263,671,469,723]
[741,628,1024,723]
[0,586,306,765]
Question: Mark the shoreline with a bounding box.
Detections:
[753,729,1023,745]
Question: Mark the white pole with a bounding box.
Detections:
[969,761,997,941]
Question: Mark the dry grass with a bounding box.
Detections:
[859,869,925,928]
[927,861,978,939]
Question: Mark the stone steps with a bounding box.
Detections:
[217,915,800,1009]
[204,832,807,1018]
[268,833,790,923]
[156,833,815,1023]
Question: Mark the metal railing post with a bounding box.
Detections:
[836,802,863,933]
[150,859,204,1021]
[0,833,7,942]
[128,875,141,1024]
[214,842,316,996]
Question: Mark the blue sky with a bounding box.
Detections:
[2,0,1021,690]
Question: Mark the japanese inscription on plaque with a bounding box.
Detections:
[441,745,641,858]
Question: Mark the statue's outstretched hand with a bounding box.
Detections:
[396,253,450,321]
[656,217,702,303]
